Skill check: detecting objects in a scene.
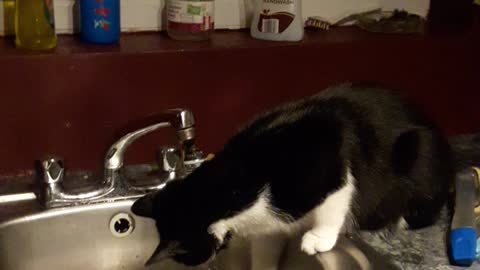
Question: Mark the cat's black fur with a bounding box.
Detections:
[132,83,478,266]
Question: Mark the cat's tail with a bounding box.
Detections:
[449,132,480,170]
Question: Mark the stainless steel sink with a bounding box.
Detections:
[0,199,400,270]
[0,200,159,270]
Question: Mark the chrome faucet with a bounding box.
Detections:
[40,108,205,209]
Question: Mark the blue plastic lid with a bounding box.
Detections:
[450,228,477,266]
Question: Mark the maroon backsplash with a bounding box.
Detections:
[0,22,479,176]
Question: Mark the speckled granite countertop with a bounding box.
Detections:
[361,211,479,270]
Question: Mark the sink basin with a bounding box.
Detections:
[0,200,160,270]
[0,199,399,270]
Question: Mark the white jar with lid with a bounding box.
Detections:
[250,0,304,41]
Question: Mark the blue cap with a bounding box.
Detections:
[450,228,477,266]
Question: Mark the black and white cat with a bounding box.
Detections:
[132,83,479,269]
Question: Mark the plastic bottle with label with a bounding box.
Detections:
[80,0,121,44]
[250,0,304,42]
[166,0,215,41]
[15,0,57,49]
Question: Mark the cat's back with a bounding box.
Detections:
[313,83,433,129]
[236,83,434,145]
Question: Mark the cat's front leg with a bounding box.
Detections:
[301,171,355,255]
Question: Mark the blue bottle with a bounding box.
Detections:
[80,0,120,44]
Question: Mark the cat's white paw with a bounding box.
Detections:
[208,222,228,243]
[301,230,338,255]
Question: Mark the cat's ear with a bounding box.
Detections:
[131,193,155,218]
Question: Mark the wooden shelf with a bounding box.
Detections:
[0,25,475,57]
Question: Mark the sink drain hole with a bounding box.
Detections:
[114,218,131,233]
[110,213,135,238]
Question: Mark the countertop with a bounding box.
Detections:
[361,210,479,270]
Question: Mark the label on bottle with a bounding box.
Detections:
[167,0,214,33]
[43,0,55,29]
[258,0,295,34]
[92,1,114,32]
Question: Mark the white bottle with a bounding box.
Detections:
[250,0,304,42]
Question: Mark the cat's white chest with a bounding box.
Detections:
[208,168,357,253]
[208,188,288,243]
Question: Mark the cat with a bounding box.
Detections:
[131,82,479,270]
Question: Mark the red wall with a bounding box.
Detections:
[0,24,478,176]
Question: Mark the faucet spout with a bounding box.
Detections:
[104,108,196,172]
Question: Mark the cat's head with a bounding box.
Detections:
[131,181,226,267]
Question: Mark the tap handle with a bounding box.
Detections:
[157,146,184,172]
[41,156,65,184]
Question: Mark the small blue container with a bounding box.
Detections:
[450,228,477,266]
[80,0,120,44]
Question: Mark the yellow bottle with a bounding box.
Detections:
[15,0,57,49]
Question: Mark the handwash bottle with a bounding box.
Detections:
[250,0,304,42]
[15,0,57,49]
